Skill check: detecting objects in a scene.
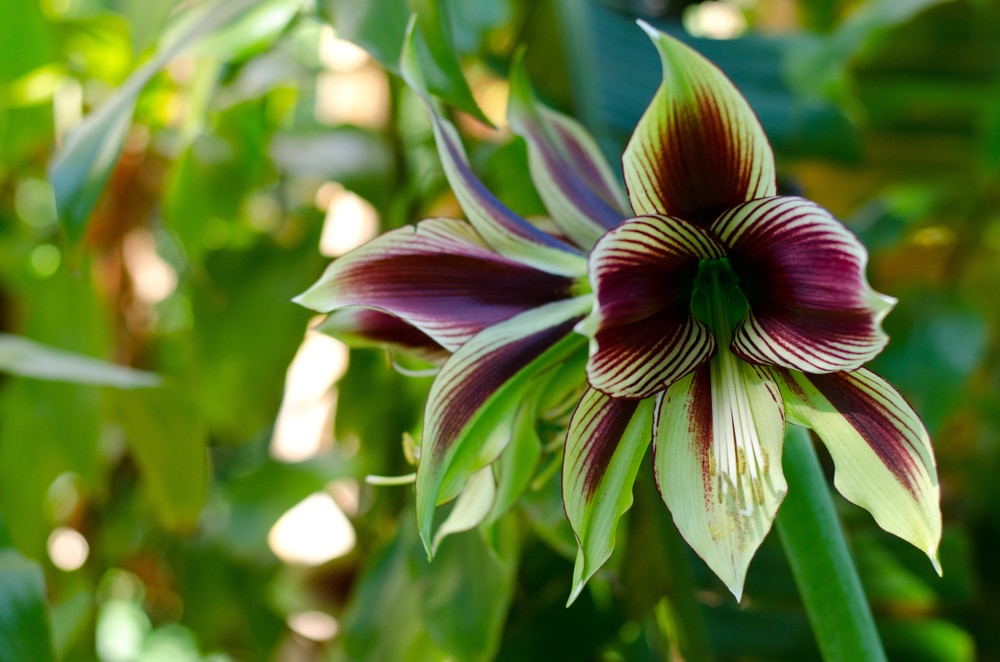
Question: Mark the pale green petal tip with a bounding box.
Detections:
[566,549,589,607]
[929,548,943,577]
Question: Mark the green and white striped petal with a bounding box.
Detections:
[580,214,724,398]
[508,55,628,250]
[563,388,654,605]
[776,368,942,572]
[624,23,776,226]
[401,24,587,277]
[415,296,591,553]
[654,355,787,601]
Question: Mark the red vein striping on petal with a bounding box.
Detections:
[804,371,925,495]
[583,215,722,397]
[425,316,581,462]
[295,219,575,351]
[565,391,641,500]
[715,197,894,373]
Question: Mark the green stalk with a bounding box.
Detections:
[776,426,887,662]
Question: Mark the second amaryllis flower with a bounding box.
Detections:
[563,23,941,602]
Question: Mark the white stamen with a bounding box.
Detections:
[705,268,766,516]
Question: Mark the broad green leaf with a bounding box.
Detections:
[322,0,410,73]
[0,0,56,84]
[112,388,209,532]
[323,0,488,122]
[0,549,56,662]
[0,379,101,555]
[47,0,261,243]
[423,520,519,662]
[0,333,160,388]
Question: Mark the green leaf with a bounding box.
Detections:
[0,549,56,662]
[47,0,261,243]
[324,0,489,122]
[112,388,209,532]
[322,0,410,73]
[0,333,160,388]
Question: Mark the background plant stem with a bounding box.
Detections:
[776,425,887,662]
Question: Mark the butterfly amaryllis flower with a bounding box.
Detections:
[295,36,631,552]
[562,22,941,603]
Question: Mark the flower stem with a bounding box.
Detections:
[775,425,887,662]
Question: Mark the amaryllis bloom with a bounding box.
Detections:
[295,36,630,550]
[562,23,941,602]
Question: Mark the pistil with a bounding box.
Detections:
[691,259,766,512]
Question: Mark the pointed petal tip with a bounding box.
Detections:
[635,18,659,40]
[929,548,943,577]
[566,581,586,607]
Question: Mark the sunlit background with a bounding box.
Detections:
[3,0,1000,659]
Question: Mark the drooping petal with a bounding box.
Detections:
[400,29,587,277]
[579,215,724,398]
[623,23,776,225]
[563,388,653,605]
[315,307,449,363]
[776,368,941,571]
[416,296,591,552]
[713,196,896,373]
[654,354,786,600]
[507,56,628,250]
[432,466,497,552]
[294,218,575,351]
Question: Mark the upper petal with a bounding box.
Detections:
[562,388,653,604]
[776,368,941,572]
[294,218,575,351]
[508,56,629,250]
[401,30,587,277]
[713,197,896,373]
[623,23,776,226]
[654,355,786,601]
[415,296,591,552]
[580,215,723,398]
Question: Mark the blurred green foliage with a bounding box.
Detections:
[0,0,998,659]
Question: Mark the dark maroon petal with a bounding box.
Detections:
[295,218,575,351]
[315,307,449,363]
[713,197,896,373]
[581,215,724,398]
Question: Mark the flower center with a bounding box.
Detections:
[690,259,767,511]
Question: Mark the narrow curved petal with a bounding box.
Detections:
[432,466,496,553]
[315,308,449,364]
[776,368,941,572]
[623,23,776,225]
[400,31,587,277]
[416,296,591,552]
[294,218,575,351]
[580,215,723,398]
[654,354,786,601]
[562,388,653,605]
[508,57,628,250]
[713,197,896,373]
